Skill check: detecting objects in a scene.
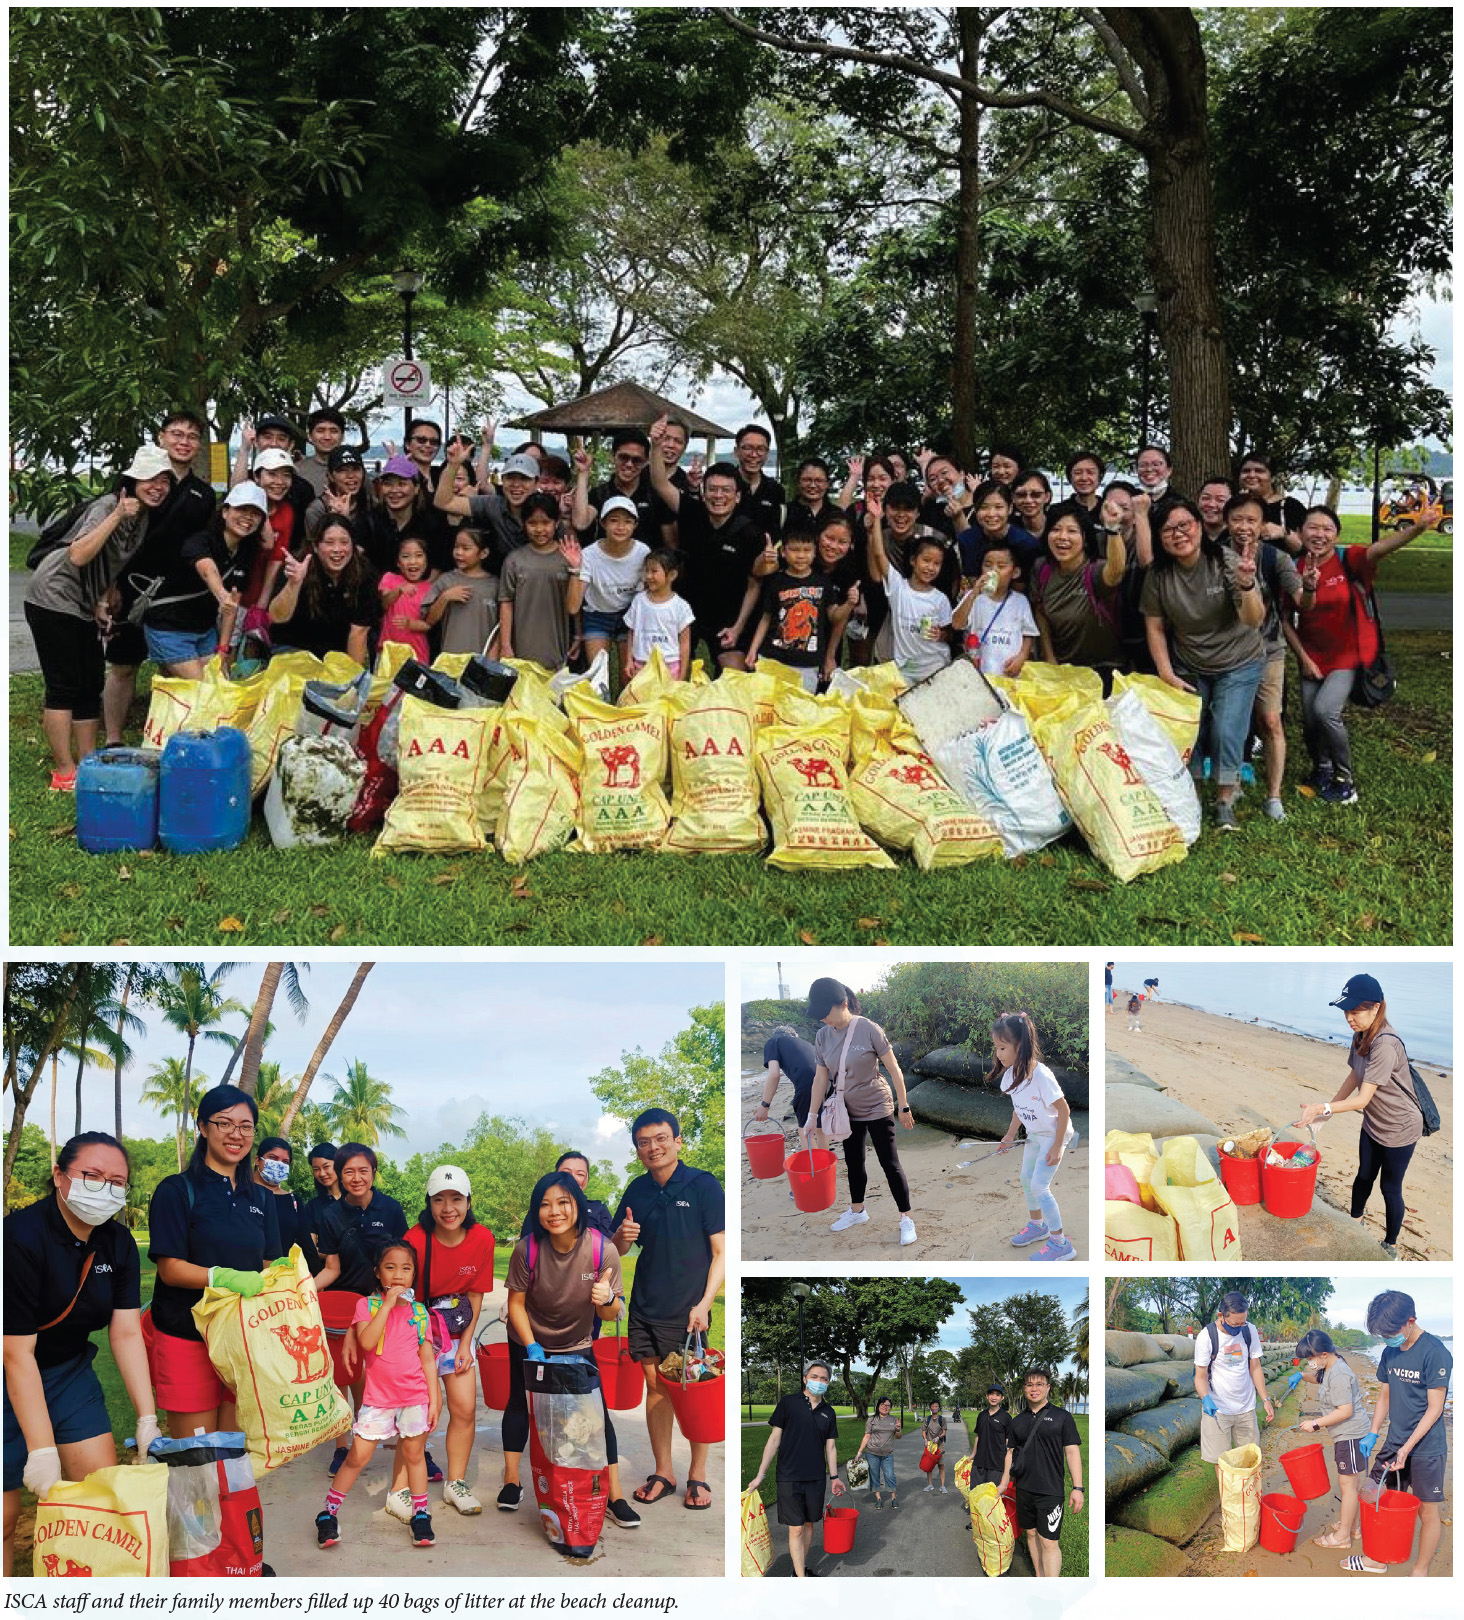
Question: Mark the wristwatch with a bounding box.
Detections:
[900,1106,912,1114]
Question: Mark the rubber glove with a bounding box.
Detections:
[1359,1432,1379,1462]
[209,1266,267,1298]
[135,1413,162,1456]
[1287,1372,1303,1392]
[1202,1394,1218,1417]
[23,1446,63,1497]
[525,1343,546,1362]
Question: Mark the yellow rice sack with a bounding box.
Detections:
[33,1464,170,1577]
[1110,671,1204,765]
[495,713,581,863]
[953,1454,973,1502]
[375,697,497,855]
[970,1482,1015,1577]
[1218,1443,1262,1552]
[564,689,669,852]
[721,662,802,729]
[1005,662,1103,723]
[1150,1135,1243,1262]
[740,1488,774,1577]
[141,674,199,750]
[755,723,895,871]
[663,680,764,854]
[192,1246,352,1475]
[243,651,346,794]
[1104,1199,1180,1263]
[1029,693,1187,882]
[1104,1130,1164,1213]
[431,651,474,679]
[366,641,414,720]
[619,646,707,709]
[189,661,271,735]
[769,684,853,754]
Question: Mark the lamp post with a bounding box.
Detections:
[1133,290,1159,450]
[790,1281,811,1383]
[392,267,424,444]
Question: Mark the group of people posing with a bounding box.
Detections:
[2,1091,723,1569]
[753,981,1076,1260]
[25,410,1439,833]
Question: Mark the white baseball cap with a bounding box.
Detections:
[252,447,294,473]
[601,495,639,520]
[426,1164,471,1198]
[223,481,269,514]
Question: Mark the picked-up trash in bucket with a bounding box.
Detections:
[1260,1140,1321,1218]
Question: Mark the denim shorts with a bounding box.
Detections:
[4,1348,113,1491]
[144,623,217,666]
[581,608,629,640]
[867,1453,896,1490]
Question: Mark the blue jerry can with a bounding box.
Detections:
[159,727,252,854]
[75,747,160,853]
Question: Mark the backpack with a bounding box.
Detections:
[1338,547,1395,707]
[1032,557,1119,633]
[526,1227,604,1287]
[1382,1033,1441,1138]
[1205,1321,1257,1361]
[25,500,95,569]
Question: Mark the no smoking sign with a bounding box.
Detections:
[382,354,432,406]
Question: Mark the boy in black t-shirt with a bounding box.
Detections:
[745,531,851,693]
[971,1384,1013,1488]
[999,1369,1083,1578]
[746,1361,845,1577]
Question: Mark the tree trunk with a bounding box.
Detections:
[182,1034,197,1151]
[3,967,85,1210]
[237,964,282,1097]
[951,11,984,471]
[50,1054,58,1170]
[278,964,375,1136]
[113,968,134,1144]
[73,1028,87,1139]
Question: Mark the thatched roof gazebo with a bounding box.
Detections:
[505,381,734,454]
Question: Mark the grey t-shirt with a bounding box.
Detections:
[814,1017,895,1122]
[1349,1023,1423,1149]
[1318,1356,1370,1441]
[422,568,500,656]
[1036,561,1123,667]
[24,495,149,619]
[864,1412,900,1457]
[1139,548,1266,674]
[500,544,571,670]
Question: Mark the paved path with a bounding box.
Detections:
[761,1418,1034,1578]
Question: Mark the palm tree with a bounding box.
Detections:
[140,1058,205,1170]
[253,1062,297,1138]
[220,964,310,1096]
[64,966,143,1137]
[155,966,247,1147]
[278,964,375,1135]
[323,1058,406,1147]
[1070,1293,1090,1374]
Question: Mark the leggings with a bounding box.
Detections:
[501,1336,617,1464]
[1299,667,1354,777]
[843,1115,911,1212]
[1351,1125,1416,1246]
[1021,1136,1065,1231]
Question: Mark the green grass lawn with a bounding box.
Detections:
[11,620,1450,943]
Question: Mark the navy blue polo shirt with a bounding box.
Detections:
[315,1189,408,1295]
[613,1161,725,1323]
[764,1031,818,1097]
[584,1198,616,1240]
[148,1161,282,1341]
[3,1195,142,1369]
[266,1188,315,1271]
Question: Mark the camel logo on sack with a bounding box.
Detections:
[41,1554,92,1576]
[1045,1505,1062,1534]
[889,760,941,792]
[1096,740,1146,788]
[272,1322,329,1384]
[789,755,841,790]
[598,743,641,790]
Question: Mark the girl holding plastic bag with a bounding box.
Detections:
[3,1133,160,1575]
[1290,1329,1373,1554]
[316,1241,442,1552]
[992,1014,1077,1262]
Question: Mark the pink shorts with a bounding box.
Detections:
[150,1328,232,1411]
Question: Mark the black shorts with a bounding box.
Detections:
[1373,1444,1446,1502]
[626,1308,713,1364]
[1333,1438,1367,1476]
[775,1476,826,1526]
[103,620,148,667]
[1015,1488,1064,1541]
[24,602,106,719]
[791,1087,813,1129]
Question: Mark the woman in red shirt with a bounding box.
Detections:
[1286,503,1438,803]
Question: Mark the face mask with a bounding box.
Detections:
[60,1178,127,1226]
[260,1159,290,1186]
[1381,1330,1407,1349]
[1142,475,1169,496]
[806,1379,828,1396]
[1221,1321,1247,1337]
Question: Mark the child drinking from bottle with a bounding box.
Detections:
[1289,1329,1373,1555]
[317,1241,442,1550]
[991,1013,1076,1262]
[959,540,1037,676]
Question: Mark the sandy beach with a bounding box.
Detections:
[739,1052,1090,1261]
[1108,994,1452,1260]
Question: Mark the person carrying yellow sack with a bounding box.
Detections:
[1193,1289,1274,1510]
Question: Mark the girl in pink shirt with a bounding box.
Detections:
[378,535,434,662]
[317,1241,442,1550]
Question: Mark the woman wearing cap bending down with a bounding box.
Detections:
[1296,974,1424,1259]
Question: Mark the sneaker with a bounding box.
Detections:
[890,1497,899,1510]
[384,1487,413,1524]
[1032,1235,1077,1263]
[1307,763,1335,794]
[606,1497,642,1529]
[940,1485,949,1494]
[830,1208,870,1232]
[924,1483,935,1493]
[496,1482,524,1512]
[1215,800,1238,831]
[1263,797,1287,822]
[48,769,77,793]
[1380,1242,1398,1259]
[899,1215,918,1246]
[1322,776,1359,805]
[873,1497,883,1510]
[1009,1220,1049,1247]
[443,1479,481,1515]
[328,1446,348,1477]
[315,1511,340,1549]
[424,1450,443,1483]
[409,1511,434,1548]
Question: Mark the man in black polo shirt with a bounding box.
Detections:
[612,1108,725,1511]
[746,1361,845,1577]
[999,1368,1083,1577]
[971,1383,1013,1489]
[572,429,663,545]
[733,423,786,543]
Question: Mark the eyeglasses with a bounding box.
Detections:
[207,1117,255,1139]
[73,1172,130,1194]
[1161,520,1198,538]
[615,454,646,467]
[409,436,441,448]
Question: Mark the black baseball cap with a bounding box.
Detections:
[328,446,364,471]
[987,1384,1004,1394]
[255,413,297,440]
[1330,973,1384,1011]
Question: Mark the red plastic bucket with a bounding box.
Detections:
[318,1290,364,1391]
[657,1339,726,1443]
[592,1328,645,1411]
[786,1148,838,1212]
[1259,1492,1306,1553]
[1260,1142,1321,1218]
[1279,1442,1330,1500]
[822,1506,859,1555]
[477,1341,512,1409]
[1218,1147,1263,1206]
[745,1119,789,1180]
[1360,1487,1421,1564]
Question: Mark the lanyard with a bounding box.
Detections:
[973,590,1012,648]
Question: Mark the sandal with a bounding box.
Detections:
[1313,1530,1353,1548]
[684,1479,712,1510]
[1340,1555,1385,1573]
[633,1475,677,1505]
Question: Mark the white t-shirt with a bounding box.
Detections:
[883,566,952,682]
[1194,1323,1263,1415]
[581,540,650,615]
[966,590,1038,675]
[1001,1062,1072,1141]
[625,590,695,670]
